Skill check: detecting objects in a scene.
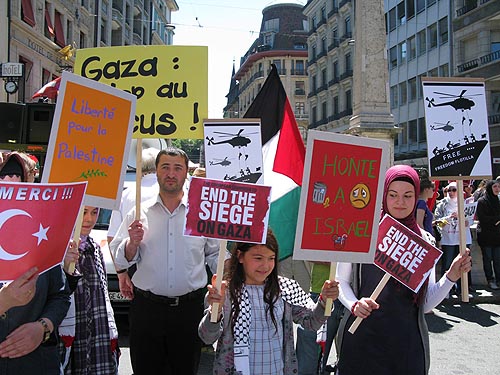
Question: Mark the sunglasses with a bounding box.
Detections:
[448,188,457,192]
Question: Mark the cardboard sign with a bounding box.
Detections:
[294,131,389,263]
[375,214,442,293]
[204,119,263,184]
[41,71,135,209]
[74,45,208,139]
[184,177,271,243]
[422,77,491,179]
[0,182,86,282]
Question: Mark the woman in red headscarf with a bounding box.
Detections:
[334,165,471,375]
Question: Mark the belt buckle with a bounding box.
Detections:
[169,297,179,307]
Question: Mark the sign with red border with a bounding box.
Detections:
[374,214,442,293]
[184,177,271,243]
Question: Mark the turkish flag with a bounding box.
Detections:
[0,182,86,282]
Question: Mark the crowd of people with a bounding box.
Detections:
[0,147,496,375]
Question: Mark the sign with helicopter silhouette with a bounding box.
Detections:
[422,77,491,179]
[203,119,263,184]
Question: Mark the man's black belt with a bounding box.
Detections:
[134,287,204,306]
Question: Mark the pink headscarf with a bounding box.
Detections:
[382,165,421,234]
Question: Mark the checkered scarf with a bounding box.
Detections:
[232,276,313,375]
[69,236,117,375]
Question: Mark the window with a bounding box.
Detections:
[312,16,317,29]
[333,60,339,80]
[416,0,425,13]
[322,102,327,120]
[21,0,36,27]
[264,18,279,32]
[428,0,436,6]
[321,6,326,21]
[388,7,397,31]
[345,16,351,35]
[407,0,415,20]
[389,46,398,69]
[321,37,327,53]
[390,85,399,108]
[408,77,417,102]
[322,69,327,86]
[346,90,352,111]
[417,29,426,56]
[493,42,500,53]
[440,63,449,77]
[418,118,426,142]
[42,69,51,85]
[312,106,317,123]
[401,122,408,145]
[399,41,407,65]
[428,67,438,77]
[44,5,54,39]
[417,74,426,99]
[408,36,416,60]
[409,119,418,144]
[397,2,406,25]
[295,60,305,75]
[428,23,437,50]
[399,81,407,105]
[439,17,448,45]
[345,53,352,72]
[295,102,305,115]
[295,81,305,95]
[79,31,86,49]
[312,75,317,92]
[312,45,317,59]
[54,10,66,47]
[333,96,339,115]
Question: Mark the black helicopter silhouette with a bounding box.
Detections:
[206,129,258,148]
[430,121,455,132]
[209,157,232,167]
[425,90,480,111]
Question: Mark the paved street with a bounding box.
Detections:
[116,293,500,375]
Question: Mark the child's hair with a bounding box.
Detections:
[228,228,281,333]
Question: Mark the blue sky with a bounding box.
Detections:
[172,0,306,118]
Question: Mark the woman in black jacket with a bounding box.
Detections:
[476,180,500,290]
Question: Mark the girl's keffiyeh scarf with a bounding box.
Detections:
[69,236,117,375]
[232,276,314,375]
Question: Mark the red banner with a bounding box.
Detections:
[375,214,442,293]
[184,177,271,243]
[0,182,86,281]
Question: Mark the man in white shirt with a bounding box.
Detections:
[110,148,219,375]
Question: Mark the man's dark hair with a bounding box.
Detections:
[155,147,189,169]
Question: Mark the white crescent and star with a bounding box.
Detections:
[0,209,50,261]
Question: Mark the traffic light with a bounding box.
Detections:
[0,102,25,144]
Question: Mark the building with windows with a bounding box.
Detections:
[452,0,500,176]
[1,0,177,103]
[385,0,452,167]
[223,3,309,138]
[303,0,354,135]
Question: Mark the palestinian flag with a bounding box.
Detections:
[244,64,305,260]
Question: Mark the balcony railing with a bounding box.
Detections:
[489,113,500,125]
[456,2,477,17]
[328,77,340,87]
[340,70,353,81]
[328,7,339,19]
[291,69,307,76]
[457,50,499,73]
[328,40,339,51]
[295,89,306,96]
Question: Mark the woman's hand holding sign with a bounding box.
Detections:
[446,249,472,283]
[351,297,379,319]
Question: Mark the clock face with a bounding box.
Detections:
[5,81,18,94]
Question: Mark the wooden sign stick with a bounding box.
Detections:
[67,205,84,275]
[348,272,391,334]
[324,262,337,316]
[135,139,143,221]
[456,180,469,303]
[211,240,227,322]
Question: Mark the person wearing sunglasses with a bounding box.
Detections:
[434,181,473,298]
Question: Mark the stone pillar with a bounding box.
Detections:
[347,0,399,166]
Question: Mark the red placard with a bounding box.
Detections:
[184,177,271,243]
[0,182,87,282]
[375,214,442,293]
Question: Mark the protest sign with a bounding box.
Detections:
[422,77,491,179]
[0,181,86,282]
[375,214,442,293]
[294,131,389,263]
[184,177,271,243]
[75,45,208,139]
[41,71,136,209]
[204,119,263,184]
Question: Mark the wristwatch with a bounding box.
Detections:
[38,318,51,343]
